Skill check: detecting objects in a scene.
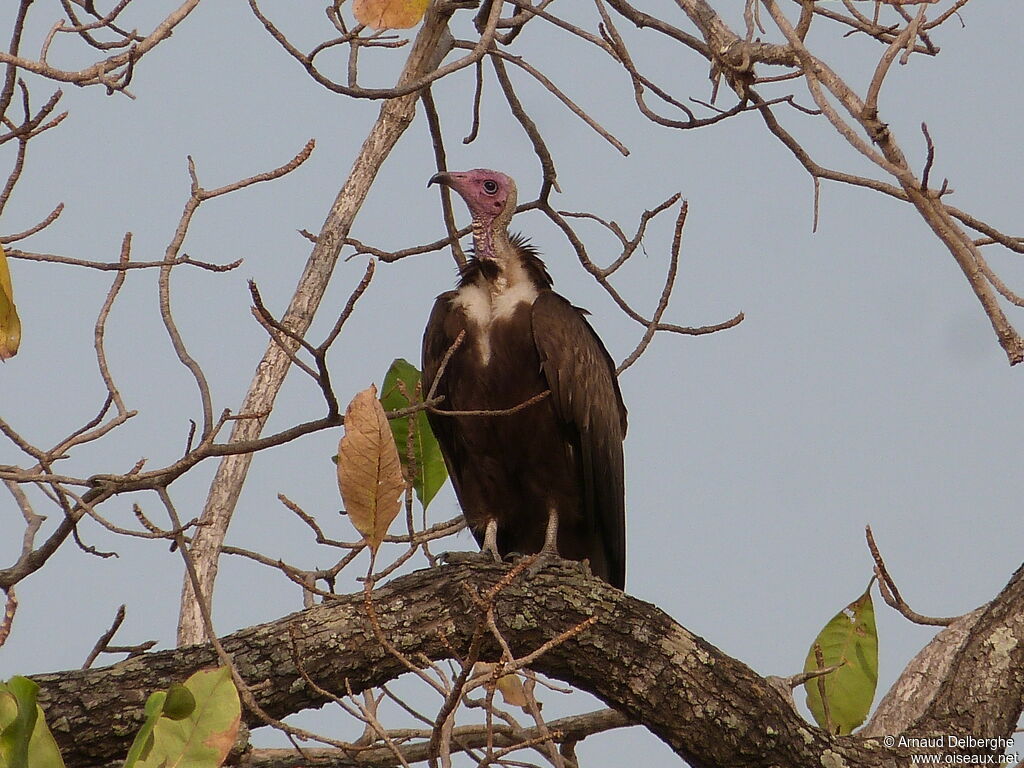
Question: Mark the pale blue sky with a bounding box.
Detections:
[1,1,1021,764]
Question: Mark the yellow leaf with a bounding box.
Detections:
[353,0,429,29]
[473,663,530,710]
[0,244,21,360]
[496,673,529,710]
[337,385,405,553]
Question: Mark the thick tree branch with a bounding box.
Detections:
[912,561,1024,738]
[33,561,1024,768]
[862,608,983,737]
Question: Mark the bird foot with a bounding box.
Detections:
[505,551,593,580]
[441,549,503,566]
[575,557,595,579]
[526,550,558,579]
[442,550,595,580]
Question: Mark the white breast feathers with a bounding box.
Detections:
[452,280,539,365]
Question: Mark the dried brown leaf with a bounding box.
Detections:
[337,385,404,553]
[352,0,429,29]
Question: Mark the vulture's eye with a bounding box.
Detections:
[482,180,499,194]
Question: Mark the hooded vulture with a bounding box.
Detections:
[422,169,627,589]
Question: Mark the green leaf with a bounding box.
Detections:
[0,693,17,766]
[134,667,240,768]
[0,677,65,768]
[379,358,448,510]
[162,685,195,721]
[0,677,36,768]
[803,584,878,735]
[122,692,166,768]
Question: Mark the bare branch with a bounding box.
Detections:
[0,0,202,92]
[0,587,16,648]
[865,525,959,626]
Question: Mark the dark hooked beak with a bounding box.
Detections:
[427,171,453,188]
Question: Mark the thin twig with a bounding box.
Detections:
[81,604,126,668]
[864,525,957,626]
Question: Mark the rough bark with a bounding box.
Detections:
[862,608,984,737]
[33,561,1024,768]
[911,562,1024,738]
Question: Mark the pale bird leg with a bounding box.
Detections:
[541,508,559,555]
[526,509,560,577]
[482,518,501,563]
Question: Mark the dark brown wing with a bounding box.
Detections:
[422,290,457,402]
[421,291,469,512]
[531,291,627,588]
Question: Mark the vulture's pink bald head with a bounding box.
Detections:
[428,169,516,223]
